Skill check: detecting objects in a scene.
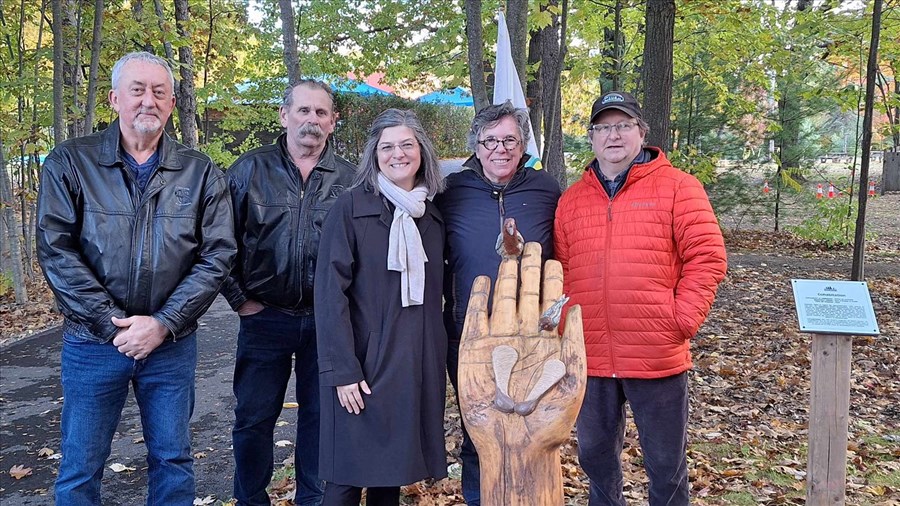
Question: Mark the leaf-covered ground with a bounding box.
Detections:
[2,195,899,505]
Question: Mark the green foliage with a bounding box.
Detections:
[668,146,718,184]
[789,193,857,248]
[0,272,12,297]
[332,94,473,163]
[706,165,774,232]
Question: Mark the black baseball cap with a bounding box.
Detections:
[589,91,643,123]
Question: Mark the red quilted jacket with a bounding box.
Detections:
[554,148,727,379]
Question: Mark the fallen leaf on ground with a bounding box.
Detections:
[9,465,32,479]
[193,495,215,505]
[37,447,54,457]
[274,440,292,447]
[282,402,299,408]
[108,463,136,473]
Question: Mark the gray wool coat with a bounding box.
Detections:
[314,185,448,487]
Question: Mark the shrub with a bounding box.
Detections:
[789,192,857,247]
[706,166,774,232]
[332,94,473,164]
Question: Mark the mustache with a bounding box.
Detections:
[297,124,324,138]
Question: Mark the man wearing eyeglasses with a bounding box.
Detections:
[554,91,727,505]
[223,80,356,506]
[433,101,560,505]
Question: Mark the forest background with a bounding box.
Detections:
[0,0,899,301]
[0,0,899,504]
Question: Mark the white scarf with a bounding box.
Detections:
[377,172,429,307]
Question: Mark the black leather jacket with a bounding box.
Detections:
[221,134,356,314]
[36,120,237,343]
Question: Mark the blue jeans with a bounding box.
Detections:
[576,373,690,506]
[447,338,480,505]
[55,332,197,506]
[232,307,322,506]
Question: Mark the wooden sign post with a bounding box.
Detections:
[458,242,587,506]
[791,280,880,505]
[807,333,853,504]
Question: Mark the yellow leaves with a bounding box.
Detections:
[9,464,32,479]
[282,402,299,408]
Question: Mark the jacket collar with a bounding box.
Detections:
[276,133,339,173]
[352,186,441,235]
[98,119,184,170]
[583,146,666,191]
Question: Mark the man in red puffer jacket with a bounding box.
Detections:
[555,91,727,506]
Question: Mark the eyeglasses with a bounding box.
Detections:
[477,137,521,151]
[588,121,638,137]
[378,141,418,155]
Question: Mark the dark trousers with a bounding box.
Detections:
[321,483,400,506]
[232,307,323,506]
[447,338,481,505]
[576,373,690,506]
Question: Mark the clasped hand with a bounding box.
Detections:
[111,315,169,360]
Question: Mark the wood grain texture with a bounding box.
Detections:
[458,242,587,505]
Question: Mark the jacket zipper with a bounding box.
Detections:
[602,168,635,377]
[605,191,616,377]
[296,171,320,307]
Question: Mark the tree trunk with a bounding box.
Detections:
[540,0,568,189]
[153,0,176,71]
[174,0,198,148]
[466,0,490,111]
[851,0,882,282]
[203,0,215,143]
[24,0,48,273]
[640,0,674,151]
[133,0,154,52]
[0,138,29,304]
[889,62,900,151]
[52,0,66,145]
[83,0,103,134]
[526,29,542,152]
[278,0,301,84]
[599,0,623,92]
[506,0,528,95]
[63,0,83,139]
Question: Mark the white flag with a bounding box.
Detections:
[494,11,542,169]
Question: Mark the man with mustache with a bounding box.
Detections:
[223,80,355,506]
[36,51,236,505]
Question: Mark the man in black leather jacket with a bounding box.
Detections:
[222,80,355,506]
[36,51,236,505]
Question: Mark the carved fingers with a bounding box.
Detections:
[490,258,519,335]
[462,275,491,340]
[518,242,542,336]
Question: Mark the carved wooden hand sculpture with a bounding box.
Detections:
[458,242,587,506]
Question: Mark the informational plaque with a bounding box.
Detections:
[791,279,880,336]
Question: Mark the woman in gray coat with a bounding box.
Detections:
[314,109,448,506]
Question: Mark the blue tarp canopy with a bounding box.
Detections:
[331,80,393,96]
[417,87,474,107]
[227,77,393,103]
